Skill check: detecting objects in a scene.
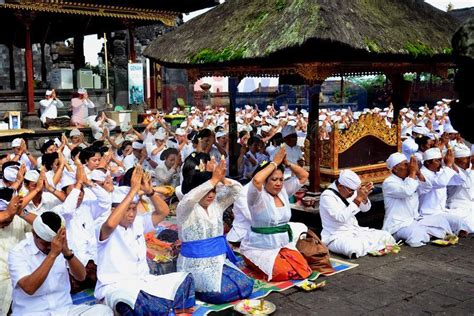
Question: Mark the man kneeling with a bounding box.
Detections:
[95,166,195,314]
[8,212,112,315]
[383,153,453,246]
[320,170,395,258]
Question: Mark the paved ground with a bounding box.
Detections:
[217,235,474,315]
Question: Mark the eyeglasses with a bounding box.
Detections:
[342,186,355,195]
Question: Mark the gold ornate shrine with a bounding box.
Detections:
[318,114,402,186]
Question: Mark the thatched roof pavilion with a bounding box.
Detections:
[144,0,460,189]
[145,0,457,68]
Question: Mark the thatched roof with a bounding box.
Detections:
[449,7,474,26]
[144,0,460,67]
[452,17,474,63]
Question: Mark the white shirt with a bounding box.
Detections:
[242,151,268,180]
[123,154,138,171]
[226,184,251,243]
[89,117,117,140]
[270,144,302,164]
[319,182,372,245]
[94,213,155,301]
[52,186,111,265]
[39,98,64,123]
[9,153,33,171]
[382,174,422,234]
[154,161,180,187]
[8,234,72,316]
[447,167,474,211]
[180,143,195,162]
[0,217,30,315]
[419,166,462,216]
[24,192,62,216]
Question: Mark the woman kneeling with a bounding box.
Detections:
[241,147,312,281]
[177,153,254,304]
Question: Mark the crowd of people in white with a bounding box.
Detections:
[0,97,472,315]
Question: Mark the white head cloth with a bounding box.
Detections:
[281,125,296,138]
[386,153,407,169]
[3,166,19,182]
[471,144,474,156]
[60,170,77,189]
[24,170,40,182]
[70,128,81,137]
[423,148,442,161]
[33,212,65,242]
[454,144,471,158]
[12,138,22,148]
[91,169,107,182]
[112,186,139,204]
[338,169,361,190]
[132,141,144,150]
[444,125,458,134]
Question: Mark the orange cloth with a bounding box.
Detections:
[244,248,311,281]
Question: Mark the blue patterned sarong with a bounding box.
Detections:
[196,265,254,305]
[116,274,195,315]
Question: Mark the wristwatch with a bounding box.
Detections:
[64,251,74,261]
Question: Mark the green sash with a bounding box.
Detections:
[251,224,293,242]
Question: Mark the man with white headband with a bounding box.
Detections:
[382,153,453,247]
[319,169,395,258]
[418,147,471,235]
[51,161,112,293]
[1,162,25,191]
[0,191,28,315]
[123,140,150,171]
[10,138,36,171]
[39,89,64,124]
[95,166,195,314]
[445,145,474,232]
[8,211,112,315]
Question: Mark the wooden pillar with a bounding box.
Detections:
[128,26,136,63]
[24,20,35,114]
[149,61,157,109]
[307,83,323,192]
[73,33,85,71]
[228,76,241,178]
[340,76,344,103]
[388,73,404,125]
[8,43,16,90]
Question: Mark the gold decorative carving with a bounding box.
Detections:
[334,114,398,153]
[295,63,337,83]
[320,140,331,168]
[2,1,178,26]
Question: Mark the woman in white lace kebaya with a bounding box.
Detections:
[176,152,253,304]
